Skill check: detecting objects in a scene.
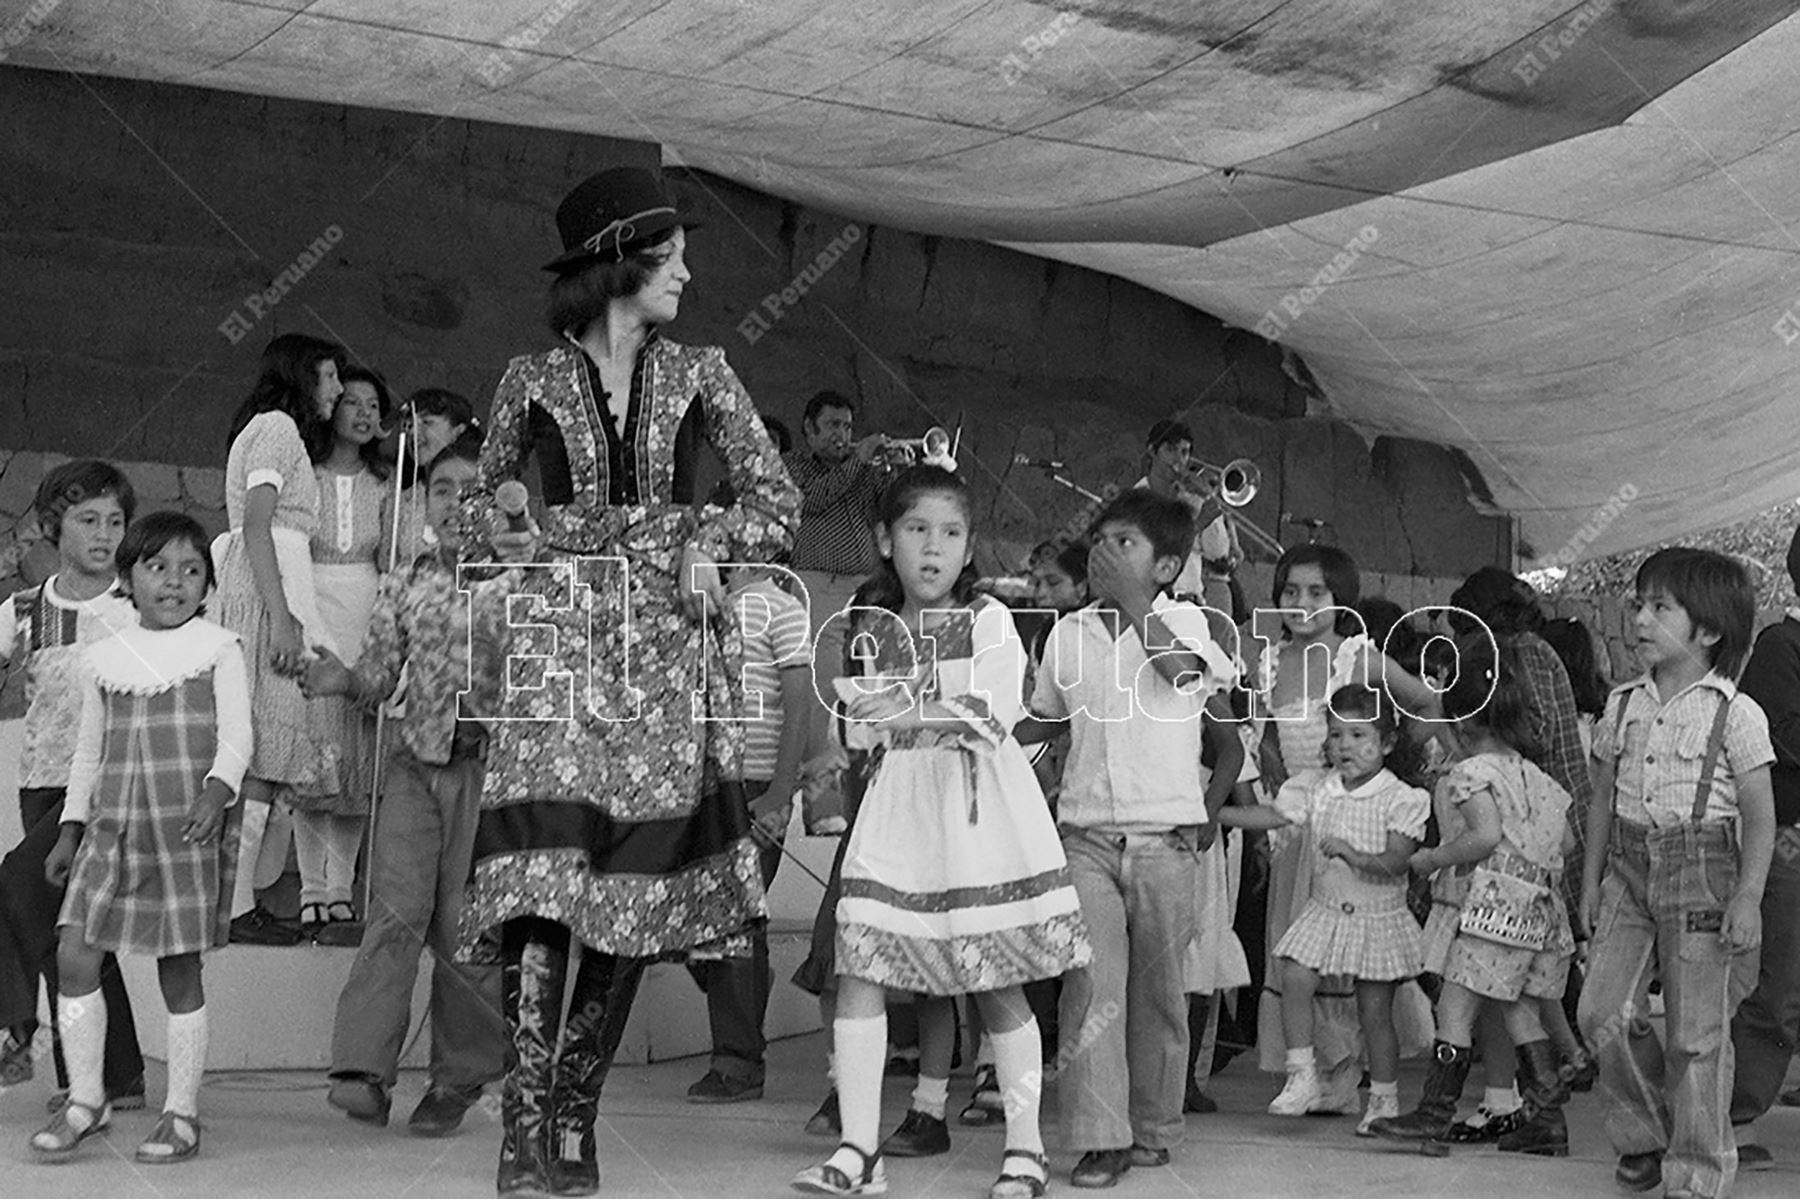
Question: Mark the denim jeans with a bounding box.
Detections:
[1058,826,1198,1153]
[1578,821,1759,1199]
[1729,824,1800,1124]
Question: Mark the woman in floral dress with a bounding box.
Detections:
[457,167,799,1197]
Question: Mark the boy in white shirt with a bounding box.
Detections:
[1028,489,1240,1189]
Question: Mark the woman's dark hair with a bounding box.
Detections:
[323,364,394,479]
[115,511,217,603]
[1357,596,1414,660]
[1273,543,1362,636]
[1448,566,1543,637]
[227,333,342,460]
[1439,639,1543,760]
[1327,682,1428,787]
[1539,616,1609,717]
[853,465,980,614]
[546,227,680,337]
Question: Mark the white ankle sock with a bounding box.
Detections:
[912,1075,949,1121]
[834,1014,887,1156]
[58,991,107,1109]
[1485,1084,1521,1114]
[990,1020,1045,1157]
[165,1008,208,1117]
[1285,1046,1314,1071]
[1369,1079,1398,1098]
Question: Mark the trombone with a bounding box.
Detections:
[1178,456,1285,559]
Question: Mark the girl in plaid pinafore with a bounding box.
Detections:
[31,514,253,1167]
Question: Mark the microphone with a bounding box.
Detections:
[495,480,533,532]
[1013,453,1067,470]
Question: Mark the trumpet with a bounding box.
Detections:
[878,426,957,471]
[1179,456,1261,507]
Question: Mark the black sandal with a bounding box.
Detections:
[792,1141,888,1195]
[960,1064,1004,1126]
[990,1148,1049,1199]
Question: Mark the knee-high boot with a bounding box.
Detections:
[1498,1038,1569,1157]
[547,951,646,1197]
[499,929,570,1195]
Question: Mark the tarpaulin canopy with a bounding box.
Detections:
[9,0,1800,562]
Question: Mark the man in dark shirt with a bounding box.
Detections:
[1729,522,1800,1162]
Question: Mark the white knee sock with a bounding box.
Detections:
[231,800,271,917]
[293,812,329,908]
[164,1008,208,1117]
[326,817,364,906]
[990,1020,1045,1157]
[833,1013,887,1158]
[58,991,107,1109]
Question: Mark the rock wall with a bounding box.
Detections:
[0,65,1510,589]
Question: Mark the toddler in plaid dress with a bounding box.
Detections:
[1227,683,1429,1133]
[31,514,253,1166]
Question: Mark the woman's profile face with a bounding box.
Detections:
[625,227,690,326]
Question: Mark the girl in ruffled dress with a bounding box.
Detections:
[1226,683,1431,1134]
[1246,544,1438,1111]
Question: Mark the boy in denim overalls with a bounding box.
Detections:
[1579,548,1775,1199]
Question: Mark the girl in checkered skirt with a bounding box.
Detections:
[1224,683,1430,1133]
[30,513,253,1166]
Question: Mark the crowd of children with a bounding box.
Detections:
[2,342,1796,1199]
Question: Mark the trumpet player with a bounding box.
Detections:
[1138,420,1243,622]
[784,390,890,786]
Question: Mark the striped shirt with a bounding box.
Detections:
[1596,672,1773,828]
[732,577,812,780]
[783,449,883,574]
[0,578,139,788]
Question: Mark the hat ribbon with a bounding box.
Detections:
[582,205,677,258]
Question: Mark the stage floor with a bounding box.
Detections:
[2,1030,1796,1198]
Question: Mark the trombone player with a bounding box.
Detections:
[1137,419,1247,625]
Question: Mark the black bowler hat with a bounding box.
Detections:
[542,166,701,273]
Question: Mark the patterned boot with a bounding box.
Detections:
[547,953,646,1197]
[498,934,568,1196]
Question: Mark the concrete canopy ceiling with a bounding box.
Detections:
[9,1,1800,563]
